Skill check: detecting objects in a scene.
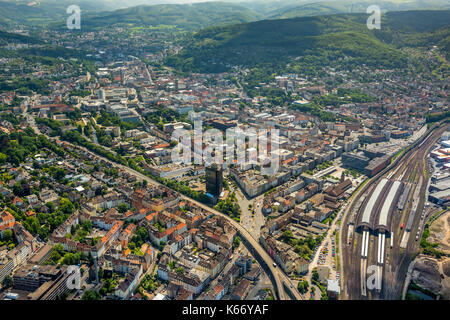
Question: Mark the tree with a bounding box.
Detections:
[13,181,30,197]
[82,290,100,300]
[62,252,81,265]
[297,280,309,294]
[136,227,149,242]
[59,198,74,214]
[46,201,55,212]
[233,236,241,249]
[312,270,319,283]
[2,229,13,242]
[306,235,317,250]
[54,244,64,255]
[283,230,293,242]
[176,267,184,275]
[2,275,13,289]
[0,152,6,165]
[81,220,92,232]
[117,203,129,213]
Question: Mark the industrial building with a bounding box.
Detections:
[428,190,450,206]
[342,152,391,177]
[342,153,370,171]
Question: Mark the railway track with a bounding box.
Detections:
[341,123,448,300]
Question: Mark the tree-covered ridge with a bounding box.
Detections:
[79,2,263,31]
[1,0,449,30]
[0,30,41,45]
[0,0,127,28]
[372,10,450,59]
[166,10,450,73]
[266,0,450,20]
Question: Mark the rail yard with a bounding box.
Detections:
[340,123,449,300]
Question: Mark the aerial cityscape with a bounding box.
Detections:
[0,0,448,306]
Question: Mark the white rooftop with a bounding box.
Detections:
[327,279,340,293]
[152,293,166,300]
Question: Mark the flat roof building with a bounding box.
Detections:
[327,279,340,299]
[360,178,388,228]
[376,181,402,232]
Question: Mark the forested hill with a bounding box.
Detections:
[166,10,450,73]
[79,2,263,31]
[0,0,117,28]
[265,0,450,20]
[0,31,41,45]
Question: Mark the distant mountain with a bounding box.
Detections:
[0,0,120,28]
[0,0,192,28]
[236,0,315,14]
[78,2,263,31]
[265,0,450,19]
[166,10,450,73]
[1,0,449,31]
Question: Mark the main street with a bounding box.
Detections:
[233,185,266,243]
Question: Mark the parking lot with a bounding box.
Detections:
[317,237,339,281]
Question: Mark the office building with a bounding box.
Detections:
[205,164,223,198]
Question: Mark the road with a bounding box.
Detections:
[234,186,265,244]
[26,114,301,300]
[306,204,345,284]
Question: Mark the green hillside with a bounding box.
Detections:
[0,0,184,28]
[266,0,450,19]
[1,0,449,31]
[0,30,41,45]
[79,2,263,31]
[166,10,450,73]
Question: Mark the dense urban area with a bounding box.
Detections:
[0,0,448,302]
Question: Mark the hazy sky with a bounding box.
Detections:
[96,0,309,10]
[113,0,306,5]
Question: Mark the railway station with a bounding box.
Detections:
[356,178,404,235]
